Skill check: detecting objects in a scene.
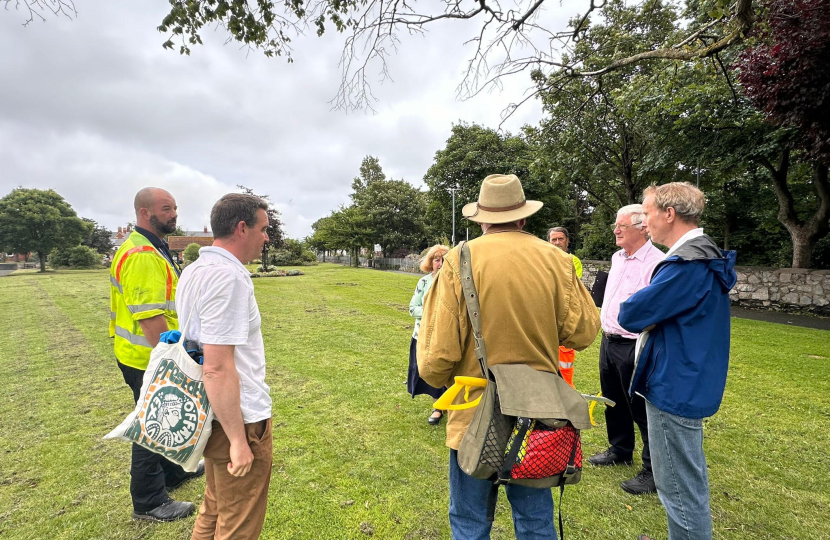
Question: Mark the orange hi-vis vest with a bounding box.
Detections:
[559,346,575,388]
[109,231,178,370]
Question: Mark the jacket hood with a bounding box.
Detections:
[664,234,737,292]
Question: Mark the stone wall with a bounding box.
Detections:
[731,267,829,315]
[581,260,611,292]
[580,260,830,316]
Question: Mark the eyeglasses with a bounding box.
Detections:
[612,223,632,232]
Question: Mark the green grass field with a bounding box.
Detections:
[0,264,828,540]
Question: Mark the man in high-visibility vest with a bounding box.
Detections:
[548,226,582,387]
[109,187,201,522]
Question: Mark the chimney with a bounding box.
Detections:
[118,226,122,233]
[204,226,208,233]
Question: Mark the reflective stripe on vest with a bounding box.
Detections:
[115,245,156,282]
[110,275,122,293]
[113,244,174,306]
[114,325,152,348]
[559,360,574,369]
[126,300,177,314]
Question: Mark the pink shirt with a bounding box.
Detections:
[600,240,665,338]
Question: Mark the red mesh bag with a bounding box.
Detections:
[510,422,582,480]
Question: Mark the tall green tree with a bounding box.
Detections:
[623,35,829,268]
[81,218,114,254]
[0,188,90,272]
[532,0,682,210]
[424,123,565,244]
[355,178,426,256]
[351,156,386,205]
[312,206,375,266]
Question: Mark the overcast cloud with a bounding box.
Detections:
[1,1,582,237]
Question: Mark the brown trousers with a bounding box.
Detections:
[191,419,273,540]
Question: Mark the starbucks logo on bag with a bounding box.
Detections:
[145,387,198,448]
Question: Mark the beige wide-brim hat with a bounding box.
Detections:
[462,174,543,224]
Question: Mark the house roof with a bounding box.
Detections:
[168,236,214,251]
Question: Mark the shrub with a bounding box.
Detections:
[183,243,201,263]
[269,249,294,266]
[250,269,305,278]
[49,245,101,268]
[302,250,317,263]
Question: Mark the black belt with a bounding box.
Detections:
[604,333,636,344]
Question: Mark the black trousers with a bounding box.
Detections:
[598,335,651,471]
[117,360,190,512]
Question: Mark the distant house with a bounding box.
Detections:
[3,253,31,262]
[183,226,213,238]
[168,231,214,261]
[111,225,134,250]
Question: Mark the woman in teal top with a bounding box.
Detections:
[408,244,449,425]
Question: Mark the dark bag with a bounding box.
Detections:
[453,242,591,537]
[591,270,609,307]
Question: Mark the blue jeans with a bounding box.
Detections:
[448,449,557,540]
[646,400,712,540]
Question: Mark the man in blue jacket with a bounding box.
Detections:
[618,182,736,540]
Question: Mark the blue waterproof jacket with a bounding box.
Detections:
[618,235,737,419]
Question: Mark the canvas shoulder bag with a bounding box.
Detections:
[449,241,592,536]
[104,305,214,472]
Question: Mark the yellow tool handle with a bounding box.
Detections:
[434,376,487,411]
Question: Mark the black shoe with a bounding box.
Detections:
[166,459,205,491]
[588,448,633,467]
[621,469,657,495]
[133,499,196,522]
[427,409,443,426]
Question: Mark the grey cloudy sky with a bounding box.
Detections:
[1,1,582,238]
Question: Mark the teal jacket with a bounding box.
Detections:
[409,273,435,340]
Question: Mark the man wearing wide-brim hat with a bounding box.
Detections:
[417,174,600,539]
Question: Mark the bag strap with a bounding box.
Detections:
[498,417,532,484]
[177,300,199,345]
[458,241,488,378]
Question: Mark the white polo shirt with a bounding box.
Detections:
[176,246,272,424]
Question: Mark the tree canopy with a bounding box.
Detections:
[0,188,90,272]
[81,218,114,254]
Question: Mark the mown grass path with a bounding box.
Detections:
[0,264,828,539]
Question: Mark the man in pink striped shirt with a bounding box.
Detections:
[588,204,664,495]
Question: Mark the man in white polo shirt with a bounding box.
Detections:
[176,193,273,540]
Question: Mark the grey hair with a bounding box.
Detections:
[616,204,645,230]
[547,226,569,240]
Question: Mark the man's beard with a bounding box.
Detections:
[150,215,176,235]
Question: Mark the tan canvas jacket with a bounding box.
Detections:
[417,230,601,449]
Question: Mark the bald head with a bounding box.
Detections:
[134,188,168,214]
[134,188,178,237]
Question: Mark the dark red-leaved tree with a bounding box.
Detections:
[738,0,830,267]
[739,0,830,161]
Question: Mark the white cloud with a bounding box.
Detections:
[0,0,585,238]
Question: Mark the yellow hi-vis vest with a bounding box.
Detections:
[109,231,178,370]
